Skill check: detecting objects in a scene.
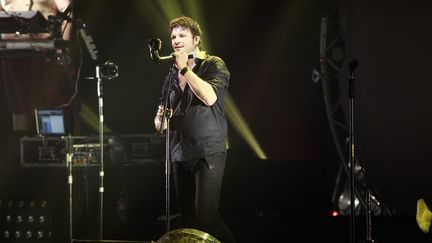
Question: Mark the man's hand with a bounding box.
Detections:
[154,104,172,132]
[172,51,189,70]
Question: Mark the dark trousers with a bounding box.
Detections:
[173,152,236,243]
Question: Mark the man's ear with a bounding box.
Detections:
[194,36,200,47]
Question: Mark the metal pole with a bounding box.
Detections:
[96,66,105,240]
[66,135,74,242]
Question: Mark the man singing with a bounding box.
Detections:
[154,16,236,243]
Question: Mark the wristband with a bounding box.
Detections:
[180,66,190,75]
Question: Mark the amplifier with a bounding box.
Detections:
[20,136,66,168]
[121,133,164,163]
[19,135,127,168]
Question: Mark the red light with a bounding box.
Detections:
[331,210,339,217]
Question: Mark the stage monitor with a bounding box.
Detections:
[34,108,66,136]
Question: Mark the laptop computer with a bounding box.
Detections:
[34,108,66,136]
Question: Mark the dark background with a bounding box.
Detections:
[0,0,431,242]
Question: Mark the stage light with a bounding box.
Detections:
[16,215,23,223]
[331,210,339,217]
[27,215,34,223]
[0,199,53,242]
[39,215,46,223]
[337,189,360,215]
[3,230,10,238]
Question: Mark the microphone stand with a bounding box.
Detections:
[348,59,358,243]
[65,135,74,243]
[149,39,186,233]
[96,65,105,240]
[160,65,175,233]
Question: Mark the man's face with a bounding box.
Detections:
[171,26,199,53]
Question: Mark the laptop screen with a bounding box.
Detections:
[35,109,66,136]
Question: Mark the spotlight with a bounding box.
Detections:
[28,215,34,223]
[41,200,47,208]
[39,215,46,223]
[3,230,10,239]
[30,200,36,208]
[348,159,365,182]
[1,199,54,242]
[25,230,32,239]
[16,215,23,223]
[336,181,383,216]
[337,188,360,215]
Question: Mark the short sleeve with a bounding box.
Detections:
[198,56,230,100]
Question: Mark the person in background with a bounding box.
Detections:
[0,0,72,40]
[0,0,74,132]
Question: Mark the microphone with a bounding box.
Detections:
[148,38,194,63]
[349,59,359,72]
[149,38,171,63]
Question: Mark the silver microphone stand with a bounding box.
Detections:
[65,135,74,243]
[94,61,119,240]
[95,65,105,240]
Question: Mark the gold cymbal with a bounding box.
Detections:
[157,228,220,243]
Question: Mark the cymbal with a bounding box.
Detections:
[157,228,220,243]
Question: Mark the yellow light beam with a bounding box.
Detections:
[183,0,210,50]
[79,101,112,133]
[157,0,183,24]
[133,0,168,35]
[225,94,267,159]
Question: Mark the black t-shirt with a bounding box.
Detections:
[159,54,230,162]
